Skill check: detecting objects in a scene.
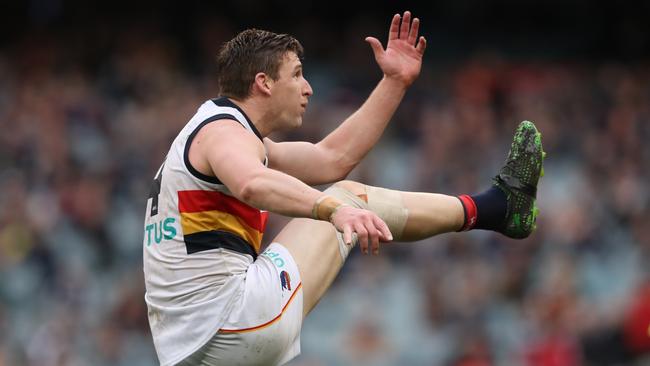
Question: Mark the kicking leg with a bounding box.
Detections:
[274,121,545,316]
[272,181,470,316]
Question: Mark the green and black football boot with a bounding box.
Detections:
[494,121,546,239]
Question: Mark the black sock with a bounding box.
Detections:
[471,186,507,231]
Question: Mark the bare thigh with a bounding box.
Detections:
[272,218,343,318]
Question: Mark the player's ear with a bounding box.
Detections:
[253,72,273,96]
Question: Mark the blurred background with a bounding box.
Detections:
[1,0,650,365]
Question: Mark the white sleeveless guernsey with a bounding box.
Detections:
[143,97,269,366]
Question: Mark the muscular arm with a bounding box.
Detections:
[200,120,323,217]
[197,120,392,250]
[266,12,426,185]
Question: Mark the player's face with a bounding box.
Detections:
[269,52,313,130]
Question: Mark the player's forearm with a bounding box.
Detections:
[318,76,408,170]
[237,168,325,218]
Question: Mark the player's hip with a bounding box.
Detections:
[177,242,304,366]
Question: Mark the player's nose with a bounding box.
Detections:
[303,79,313,97]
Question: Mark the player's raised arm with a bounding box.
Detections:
[267,11,427,185]
[319,11,426,166]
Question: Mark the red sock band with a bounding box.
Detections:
[457,195,478,231]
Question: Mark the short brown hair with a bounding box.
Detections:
[216,29,304,100]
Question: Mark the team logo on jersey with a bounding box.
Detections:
[280,270,291,291]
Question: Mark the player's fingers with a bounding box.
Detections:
[408,17,420,46]
[373,215,393,242]
[416,36,427,54]
[388,14,400,41]
[365,37,384,59]
[400,11,411,39]
[367,221,380,256]
[362,216,380,250]
[343,224,353,245]
[354,223,369,254]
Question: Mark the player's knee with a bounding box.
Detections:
[327,181,409,241]
[331,180,366,197]
[324,181,369,210]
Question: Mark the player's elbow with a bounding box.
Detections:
[330,166,353,182]
[317,143,357,181]
[331,154,357,180]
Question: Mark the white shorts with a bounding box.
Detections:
[177,243,304,366]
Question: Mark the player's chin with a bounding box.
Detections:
[291,116,303,129]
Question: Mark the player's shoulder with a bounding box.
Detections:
[199,119,257,140]
[195,119,265,159]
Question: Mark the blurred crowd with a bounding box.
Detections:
[1,16,650,366]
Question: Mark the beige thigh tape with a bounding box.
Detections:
[364,185,409,240]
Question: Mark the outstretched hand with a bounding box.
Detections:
[330,205,393,256]
[365,11,427,87]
